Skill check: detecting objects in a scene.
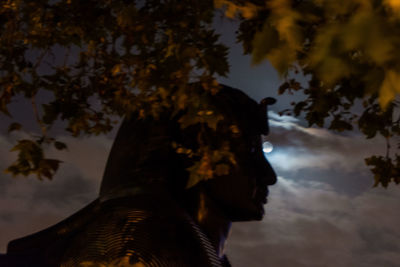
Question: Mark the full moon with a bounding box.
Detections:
[262,141,273,154]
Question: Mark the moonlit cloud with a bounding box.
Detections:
[225,112,400,266]
[266,111,386,174]
[227,176,400,267]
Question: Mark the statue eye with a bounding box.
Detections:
[249,139,260,154]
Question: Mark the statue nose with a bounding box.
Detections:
[256,155,277,186]
[264,159,277,186]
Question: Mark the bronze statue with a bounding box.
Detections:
[1,85,277,266]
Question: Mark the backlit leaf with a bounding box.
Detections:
[8,122,21,133]
[379,69,400,108]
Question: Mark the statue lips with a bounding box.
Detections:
[252,186,269,205]
[250,186,268,219]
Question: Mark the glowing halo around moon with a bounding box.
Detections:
[262,141,273,154]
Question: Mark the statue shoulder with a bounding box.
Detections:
[5,200,100,266]
[5,195,223,266]
[60,196,216,266]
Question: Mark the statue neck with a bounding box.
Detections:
[188,189,232,258]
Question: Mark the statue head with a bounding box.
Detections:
[99,84,276,222]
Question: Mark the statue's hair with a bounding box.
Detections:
[99,85,269,200]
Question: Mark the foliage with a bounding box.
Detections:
[234,0,400,187]
[0,0,230,187]
[1,0,399,187]
[365,155,400,187]
[5,139,63,180]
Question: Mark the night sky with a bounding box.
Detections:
[1,17,400,267]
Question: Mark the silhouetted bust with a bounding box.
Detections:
[2,84,276,266]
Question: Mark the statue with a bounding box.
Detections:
[0,85,277,266]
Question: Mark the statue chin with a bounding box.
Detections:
[230,203,265,222]
[253,202,266,221]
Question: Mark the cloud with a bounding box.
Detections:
[266,111,386,173]
[262,111,389,196]
[226,176,400,267]
[224,113,400,266]
[48,135,113,184]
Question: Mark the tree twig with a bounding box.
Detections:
[31,95,47,138]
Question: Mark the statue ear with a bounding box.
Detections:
[259,97,276,135]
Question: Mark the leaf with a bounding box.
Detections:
[365,155,395,188]
[268,0,302,50]
[39,159,62,180]
[385,0,400,11]
[204,113,224,131]
[358,110,378,139]
[328,116,353,132]
[241,4,258,19]
[8,122,22,133]
[278,82,290,95]
[379,69,400,109]
[186,161,204,189]
[225,3,238,18]
[317,56,350,86]
[111,64,122,76]
[293,101,307,116]
[215,163,229,176]
[251,22,279,65]
[267,44,296,76]
[251,0,303,75]
[6,139,43,177]
[5,138,63,180]
[54,141,67,150]
[42,103,59,125]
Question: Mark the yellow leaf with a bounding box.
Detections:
[340,10,371,51]
[366,37,393,66]
[251,0,303,73]
[214,0,258,19]
[379,69,400,108]
[268,0,303,51]
[215,163,230,176]
[241,4,258,19]
[309,24,339,67]
[214,0,225,9]
[225,3,237,18]
[266,44,295,76]
[229,124,240,134]
[177,93,188,109]
[317,56,350,86]
[364,17,393,66]
[111,64,121,76]
[251,22,279,65]
[384,0,400,12]
[165,43,174,58]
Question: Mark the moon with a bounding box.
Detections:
[262,141,273,154]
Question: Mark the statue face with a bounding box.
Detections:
[205,129,277,222]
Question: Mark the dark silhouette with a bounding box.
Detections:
[1,85,277,266]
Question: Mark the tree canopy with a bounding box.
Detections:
[1,0,399,187]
